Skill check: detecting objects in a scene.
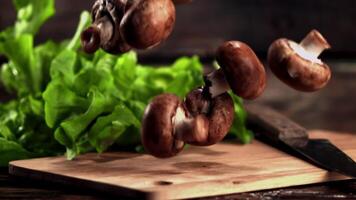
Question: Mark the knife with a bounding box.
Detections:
[246,104,356,178]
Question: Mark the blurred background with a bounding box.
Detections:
[1,0,355,132]
[2,0,356,60]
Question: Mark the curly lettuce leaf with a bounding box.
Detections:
[89,104,140,153]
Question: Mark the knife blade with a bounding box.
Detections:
[246,104,356,178]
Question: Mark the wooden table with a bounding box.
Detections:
[1,60,356,199]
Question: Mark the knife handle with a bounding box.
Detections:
[246,105,308,143]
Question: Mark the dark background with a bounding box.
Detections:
[1,0,356,60]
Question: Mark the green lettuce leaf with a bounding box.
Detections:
[0,138,33,166]
[13,0,55,36]
[89,104,140,153]
[229,94,254,144]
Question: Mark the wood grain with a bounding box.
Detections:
[9,130,356,200]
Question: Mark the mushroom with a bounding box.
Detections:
[82,0,177,54]
[183,88,235,146]
[142,91,233,157]
[120,0,176,49]
[142,93,209,158]
[81,0,131,54]
[141,94,185,158]
[205,41,266,100]
[267,29,331,92]
[141,41,266,157]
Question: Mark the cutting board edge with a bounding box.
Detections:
[143,170,352,199]
[9,161,353,200]
[8,163,156,200]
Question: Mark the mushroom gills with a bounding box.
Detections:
[205,69,230,98]
[95,15,114,44]
[267,29,331,92]
[287,30,331,79]
[173,106,209,144]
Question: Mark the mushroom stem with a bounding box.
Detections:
[81,26,101,53]
[81,15,114,53]
[300,29,331,59]
[204,69,230,98]
[173,107,209,144]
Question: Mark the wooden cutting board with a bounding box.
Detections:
[9,130,356,200]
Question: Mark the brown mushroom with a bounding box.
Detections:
[174,114,210,146]
[81,0,131,54]
[205,41,266,100]
[120,0,176,49]
[268,29,331,92]
[183,88,235,146]
[142,91,233,157]
[141,94,184,158]
[142,93,209,158]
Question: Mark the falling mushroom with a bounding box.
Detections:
[81,0,131,54]
[120,0,176,49]
[141,94,185,158]
[183,88,235,146]
[142,94,211,158]
[141,41,266,158]
[268,29,331,92]
[141,92,234,157]
[207,41,267,100]
[81,0,178,54]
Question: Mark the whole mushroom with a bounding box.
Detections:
[141,94,184,158]
[268,29,331,92]
[183,88,234,146]
[81,0,131,54]
[206,41,267,100]
[81,0,179,54]
[141,92,234,157]
[141,94,209,158]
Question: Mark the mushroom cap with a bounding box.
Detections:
[184,88,234,146]
[216,41,266,100]
[141,94,185,158]
[120,0,176,49]
[268,39,331,92]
